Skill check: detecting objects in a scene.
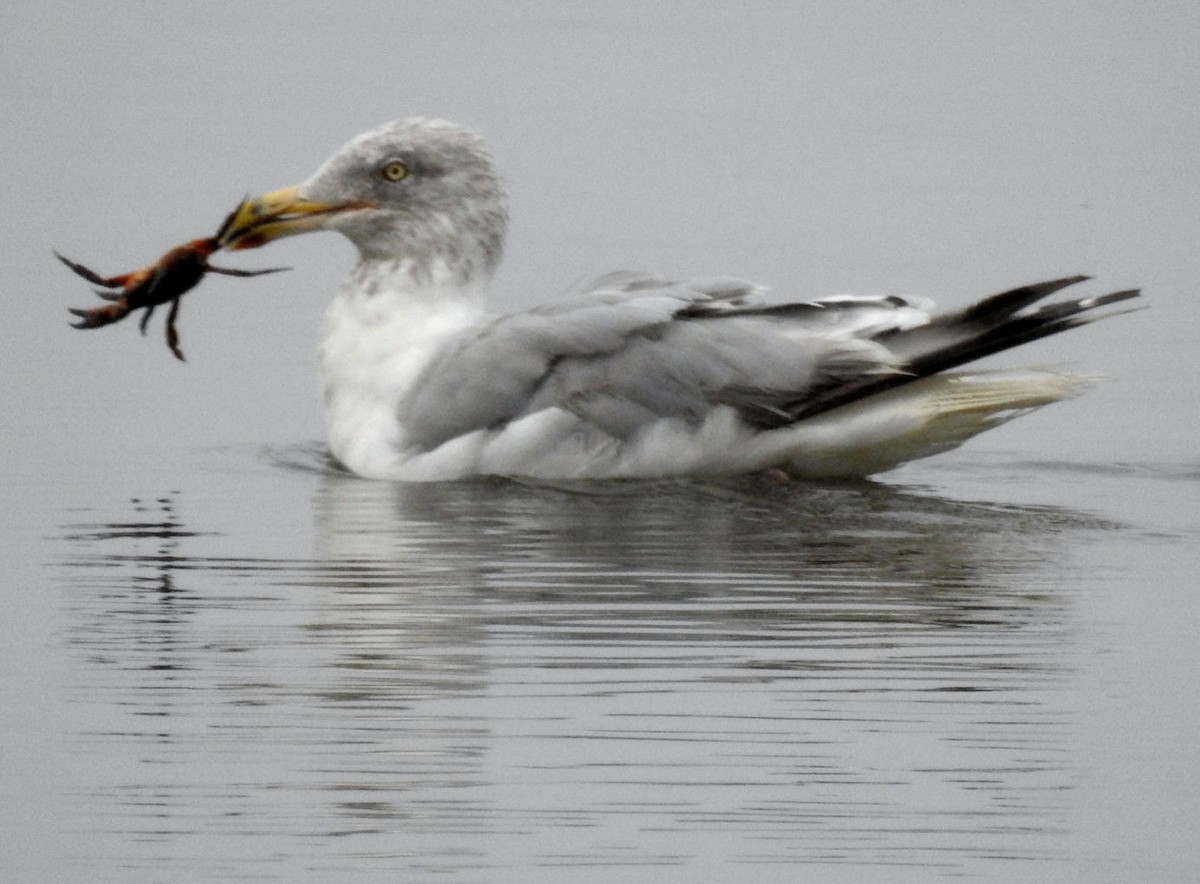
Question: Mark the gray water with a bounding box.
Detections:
[4,2,1199,881]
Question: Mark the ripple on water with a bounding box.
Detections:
[53,455,1119,878]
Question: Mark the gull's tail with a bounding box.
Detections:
[784,276,1141,423]
[783,367,1101,478]
[771,276,1141,477]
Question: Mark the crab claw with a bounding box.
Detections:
[68,307,104,329]
[68,303,125,329]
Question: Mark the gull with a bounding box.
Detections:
[220,118,1139,481]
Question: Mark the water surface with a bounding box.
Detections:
[24,445,1191,881]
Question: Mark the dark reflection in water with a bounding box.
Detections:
[57,450,1117,880]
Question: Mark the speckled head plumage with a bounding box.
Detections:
[226,117,509,284]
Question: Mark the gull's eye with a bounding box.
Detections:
[381,160,410,182]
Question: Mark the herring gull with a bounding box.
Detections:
[219,118,1140,481]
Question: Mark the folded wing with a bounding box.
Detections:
[400,273,1139,453]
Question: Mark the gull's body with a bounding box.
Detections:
[224,118,1139,481]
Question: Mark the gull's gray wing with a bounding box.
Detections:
[400,273,917,451]
[400,273,1140,453]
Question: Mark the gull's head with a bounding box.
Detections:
[222,118,508,284]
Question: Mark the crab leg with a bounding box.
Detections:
[54,251,120,287]
[164,297,185,361]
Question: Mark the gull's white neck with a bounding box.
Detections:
[319,257,488,477]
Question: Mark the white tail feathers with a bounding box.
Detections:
[782,368,1100,477]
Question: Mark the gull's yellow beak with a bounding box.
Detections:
[218,186,370,251]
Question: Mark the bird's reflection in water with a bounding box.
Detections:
[299,468,1102,867]
[312,466,1105,639]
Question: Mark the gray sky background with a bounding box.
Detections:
[3,0,1196,466]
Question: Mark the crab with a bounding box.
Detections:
[60,202,287,361]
